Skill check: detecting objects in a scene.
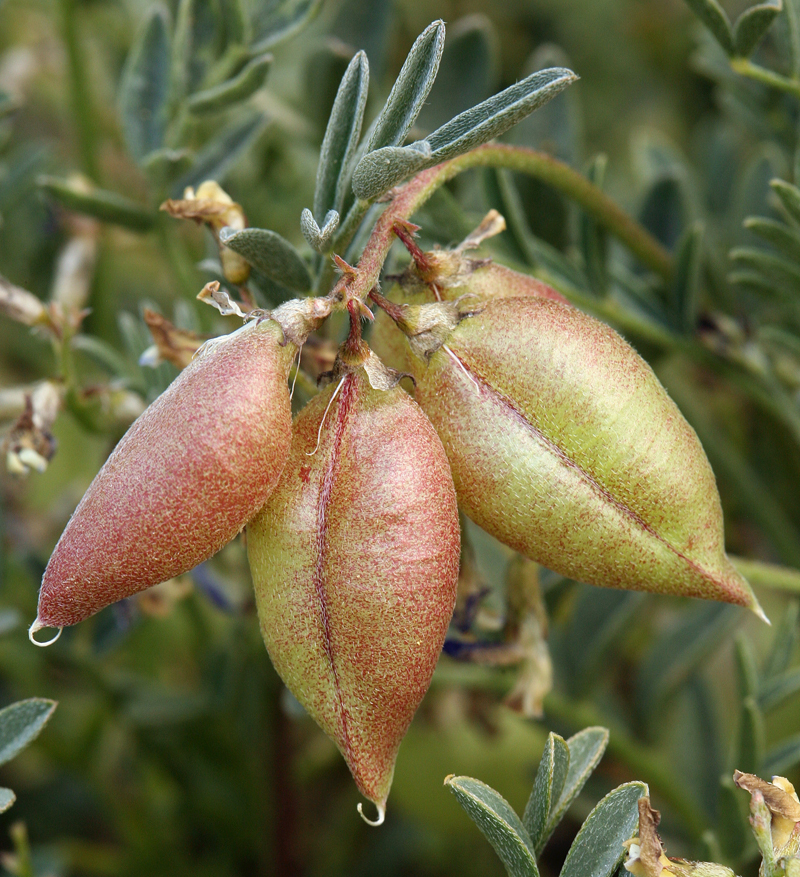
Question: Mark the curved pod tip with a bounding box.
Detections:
[28,618,62,647]
[752,600,771,626]
[357,801,386,827]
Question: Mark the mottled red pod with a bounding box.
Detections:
[32,319,295,637]
[247,364,460,823]
[400,296,762,615]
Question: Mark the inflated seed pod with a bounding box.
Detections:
[32,319,295,637]
[399,296,762,615]
[247,363,460,823]
[371,252,565,373]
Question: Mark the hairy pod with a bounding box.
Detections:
[33,319,294,635]
[247,368,460,822]
[402,296,761,615]
[371,252,565,373]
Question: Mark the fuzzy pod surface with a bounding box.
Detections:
[247,369,460,821]
[34,320,294,631]
[407,297,761,612]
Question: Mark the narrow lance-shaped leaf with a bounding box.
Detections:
[173,114,267,194]
[522,733,570,855]
[733,1,782,58]
[559,782,648,877]
[0,698,57,767]
[364,20,445,154]
[172,0,219,99]
[219,227,312,292]
[353,67,577,200]
[736,697,765,774]
[187,54,272,115]
[252,0,325,52]
[119,5,171,163]
[744,216,800,263]
[579,154,609,297]
[38,176,156,232]
[764,732,800,775]
[313,51,369,222]
[735,633,760,701]
[445,775,540,877]
[671,221,703,334]
[730,247,800,294]
[682,0,735,55]
[542,727,609,845]
[762,600,800,679]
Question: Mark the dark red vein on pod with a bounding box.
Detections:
[314,374,356,766]
[445,348,722,590]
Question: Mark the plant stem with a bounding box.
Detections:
[59,0,100,182]
[730,58,800,99]
[346,144,672,305]
[730,556,800,595]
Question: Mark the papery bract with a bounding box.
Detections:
[33,319,294,634]
[247,366,460,822]
[401,296,762,614]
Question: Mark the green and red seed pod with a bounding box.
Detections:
[32,318,295,638]
[247,364,460,823]
[397,295,762,616]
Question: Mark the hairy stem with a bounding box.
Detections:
[345,144,673,304]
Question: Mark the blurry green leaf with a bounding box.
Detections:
[762,600,799,678]
[510,44,582,168]
[219,0,248,46]
[636,604,739,727]
[314,51,369,221]
[252,0,324,52]
[717,776,747,860]
[559,782,647,877]
[364,20,446,154]
[787,0,800,76]
[119,5,172,164]
[683,0,735,55]
[0,788,15,814]
[303,43,353,136]
[733,2,782,58]
[730,247,800,294]
[772,179,800,225]
[736,696,765,774]
[173,114,267,194]
[0,699,57,767]
[71,335,140,384]
[563,588,645,696]
[419,16,498,132]
[445,775,539,877]
[639,174,687,251]
[522,733,570,856]
[300,208,339,252]
[353,67,577,201]
[173,0,221,98]
[38,176,156,231]
[745,216,800,262]
[187,54,272,115]
[219,227,312,291]
[763,732,800,774]
[734,633,760,701]
[579,154,609,296]
[141,147,193,189]
[758,666,800,710]
[0,145,47,213]
[671,221,703,333]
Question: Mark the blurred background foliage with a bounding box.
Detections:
[2,0,800,875]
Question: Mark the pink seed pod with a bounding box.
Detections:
[31,318,295,639]
[247,365,460,824]
[400,296,763,616]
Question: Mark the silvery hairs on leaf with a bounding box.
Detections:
[313,51,369,222]
[352,66,578,201]
[219,227,313,293]
[301,208,340,253]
